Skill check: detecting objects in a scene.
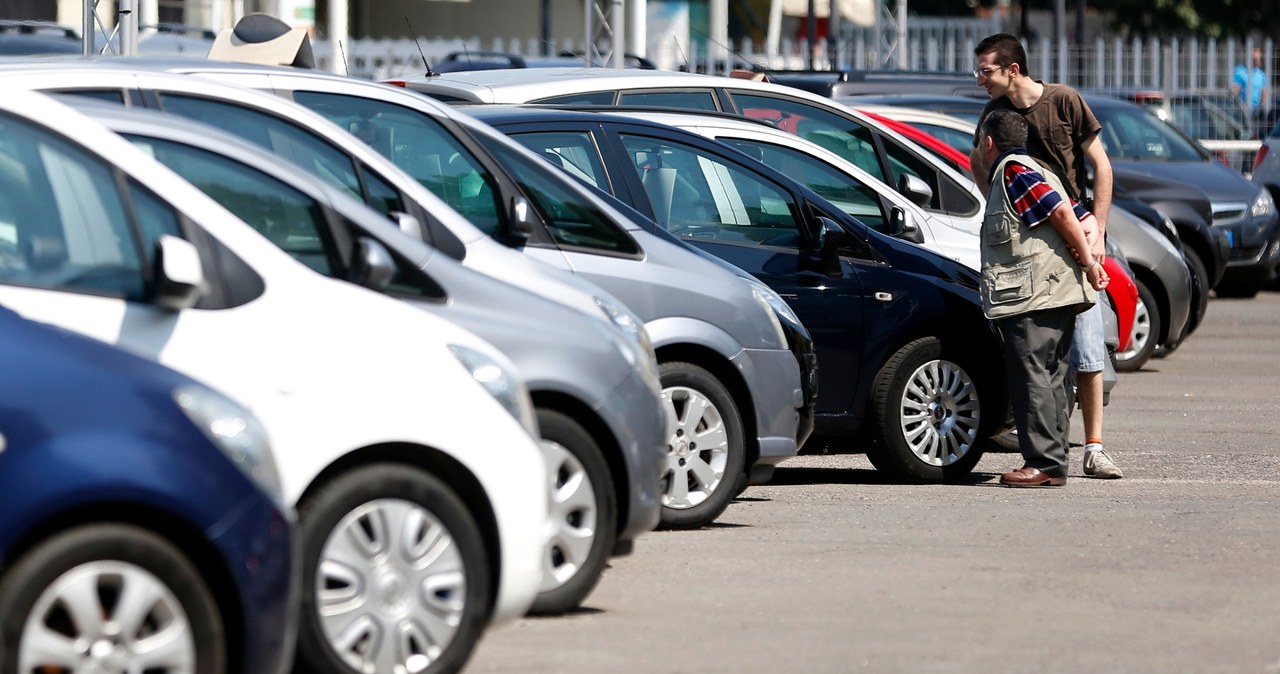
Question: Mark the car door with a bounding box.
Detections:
[0,105,273,395]
[726,91,982,228]
[503,121,869,414]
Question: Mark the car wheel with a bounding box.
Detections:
[295,464,489,674]
[1115,279,1160,372]
[658,361,746,529]
[0,524,225,674]
[867,337,985,482]
[529,409,616,616]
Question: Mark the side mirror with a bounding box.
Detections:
[391,210,425,242]
[812,216,845,277]
[898,174,934,208]
[816,216,844,253]
[348,237,396,290]
[888,206,924,243]
[506,196,535,244]
[153,235,206,311]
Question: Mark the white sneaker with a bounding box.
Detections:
[1082,444,1124,479]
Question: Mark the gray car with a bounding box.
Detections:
[71,100,669,622]
[2,61,814,534]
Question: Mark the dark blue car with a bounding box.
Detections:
[0,308,296,673]
[471,106,1009,482]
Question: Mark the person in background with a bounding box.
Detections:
[1233,47,1270,139]
[969,32,1124,480]
[977,109,1109,487]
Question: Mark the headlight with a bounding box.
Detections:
[174,385,284,507]
[744,277,791,348]
[1252,189,1275,219]
[448,344,538,437]
[595,295,661,393]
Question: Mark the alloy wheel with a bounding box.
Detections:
[898,359,981,466]
[661,385,731,509]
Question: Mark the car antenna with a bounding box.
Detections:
[338,40,349,75]
[688,24,765,74]
[672,35,690,72]
[404,16,437,77]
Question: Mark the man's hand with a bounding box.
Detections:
[1086,262,1109,291]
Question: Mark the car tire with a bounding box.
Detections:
[295,463,489,674]
[866,337,985,482]
[1183,248,1210,332]
[658,361,746,529]
[529,409,617,616]
[1116,278,1160,372]
[0,523,225,674]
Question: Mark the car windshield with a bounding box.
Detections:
[1092,105,1207,161]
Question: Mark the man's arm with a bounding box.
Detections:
[1047,203,1109,290]
[970,144,991,198]
[1081,133,1112,261]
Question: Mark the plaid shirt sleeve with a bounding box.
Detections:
[1003,161,1065,228]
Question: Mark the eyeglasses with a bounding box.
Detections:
[973,65,1009,79]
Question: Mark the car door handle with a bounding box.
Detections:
[875,292,893,302]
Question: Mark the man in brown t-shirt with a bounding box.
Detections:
[968,32,1124,480]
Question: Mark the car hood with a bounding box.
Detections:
[1112,160,1260,203]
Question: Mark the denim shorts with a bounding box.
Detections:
[1070,295,1106,373]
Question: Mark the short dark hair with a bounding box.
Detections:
[975,33,1028,77]
[982,109,1028,152]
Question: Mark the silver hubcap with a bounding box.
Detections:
[661,385,730,510]
[1117,296,1152,362]
[539,440,598,592]
[899,359,980,466]
[318,498,465,674]
[20,561,196,673]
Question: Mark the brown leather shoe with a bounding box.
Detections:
[1000,466,1067,487]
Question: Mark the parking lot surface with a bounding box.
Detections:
[467,293,1280,674]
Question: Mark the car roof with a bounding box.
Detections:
[849,104,976,131]
[398,66,832,103]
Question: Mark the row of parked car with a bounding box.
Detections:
[1,50,1273,674]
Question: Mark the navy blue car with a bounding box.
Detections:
[0,308,296,674]
[471,106,1009,482]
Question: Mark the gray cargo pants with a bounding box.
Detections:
[996,305,1079,478]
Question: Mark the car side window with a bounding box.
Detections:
[618,133,803,248]
[616,90,720,111]
[127,136,339,276]
[0,113,172,301]
[878,134,944,211]
[505,130,610,189]
[292,91,502,235]
[731,93,886,182]
[474,134,640,256]
[533,91,616,105]
[719,138,889,232]
[156,94,368,203]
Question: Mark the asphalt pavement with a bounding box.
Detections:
[467,292,1280,674]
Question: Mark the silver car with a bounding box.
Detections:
[3,62,814,533]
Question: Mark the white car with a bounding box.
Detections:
[0,89,548,674]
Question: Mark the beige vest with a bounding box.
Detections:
[981,152,1097,319]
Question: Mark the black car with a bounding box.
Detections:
[1085,94,1276,297]
[468,105,1012,482]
